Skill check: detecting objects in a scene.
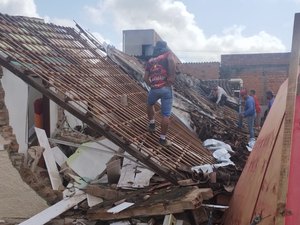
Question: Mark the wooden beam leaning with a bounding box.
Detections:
[0,56,179,184]
[275,13,300,225]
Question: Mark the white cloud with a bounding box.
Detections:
[85,0,287,61]
[0,0,39,17]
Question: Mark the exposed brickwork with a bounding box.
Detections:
[0,72,62,205]
[178,62,220,80]
[220,53,290,104]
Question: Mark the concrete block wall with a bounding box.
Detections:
[178,62,220,80]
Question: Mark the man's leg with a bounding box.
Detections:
[161,116,170,135]
[219,95,227,106]
[247,115,255,139]
[147,89,158,132]
[147,104,155,121]
[159,87,173,146]
[238,115,243,128]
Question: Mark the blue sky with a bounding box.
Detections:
[1,0,300,61]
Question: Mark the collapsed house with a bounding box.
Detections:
[0,13,261,225]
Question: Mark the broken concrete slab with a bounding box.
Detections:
[35,127,62,190]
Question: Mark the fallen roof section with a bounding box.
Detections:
[0,13,215,183]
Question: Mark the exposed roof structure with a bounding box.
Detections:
[0,13,215,183]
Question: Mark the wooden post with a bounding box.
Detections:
[276,13,300,225]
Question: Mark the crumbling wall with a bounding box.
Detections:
[0,66,62,205]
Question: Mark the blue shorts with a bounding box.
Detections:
[147,86,173,117]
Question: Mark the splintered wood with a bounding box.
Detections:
[87,186,213,221]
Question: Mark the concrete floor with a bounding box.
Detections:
[0,137,48,222]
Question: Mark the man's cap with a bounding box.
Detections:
[152,40,169,57]
[266,90,273,97]
[155,41,167,49]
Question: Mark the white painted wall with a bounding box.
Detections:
[2,68,28,154]
[49,100,58,135]
[2,68,87,154]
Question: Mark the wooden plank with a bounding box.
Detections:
[35,127,62,190]
[107,202,135,214]
[87,194,103,207]
[285,96,300,224]
[87,187,212,221]
[276,13,300,225]
[52,146,67,167]
[84,185,126,200]
[19,193,87,225]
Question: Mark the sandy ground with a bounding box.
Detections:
[0,148,48,221]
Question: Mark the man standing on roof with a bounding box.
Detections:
[144,41,176,147]
[209,84,228,106]
[238,89,256,141]
[249,89,261,129]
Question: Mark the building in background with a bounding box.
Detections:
[124,29,290,105]
[221,53,290,104]
[123,29,163,59]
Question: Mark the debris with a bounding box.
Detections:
[27,146,44,172]
[66,140,117,182]
[118,158,154,189]
[88,186,213,221]
[162,214,176,225]
[52,146,68,167]
[35,127,63,190]
[19,192,87,225]
[107,202,135,214]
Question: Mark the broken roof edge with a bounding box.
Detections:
[0,54,180,184]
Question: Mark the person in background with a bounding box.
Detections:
[144,41,176,147]
[261,90,275,126]
[209,84,229,106]
[249,89,261,129]
[266,90,275,111]
[238,89,256,141]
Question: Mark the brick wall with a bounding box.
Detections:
[220,53,290,104]
[178,62,220,80]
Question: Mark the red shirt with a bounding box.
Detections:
[253,95,261,113]
[145,52,170,88]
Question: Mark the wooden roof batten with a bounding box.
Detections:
[0,13,215,184]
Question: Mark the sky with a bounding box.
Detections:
[0,0,300,62]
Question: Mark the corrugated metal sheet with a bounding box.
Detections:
[0,13,214,183]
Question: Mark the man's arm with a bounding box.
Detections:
[216,87,225,104]
[144,71,151,87]
[244,98,255,117]
[216,90,222,104]
[167,53,176,85]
